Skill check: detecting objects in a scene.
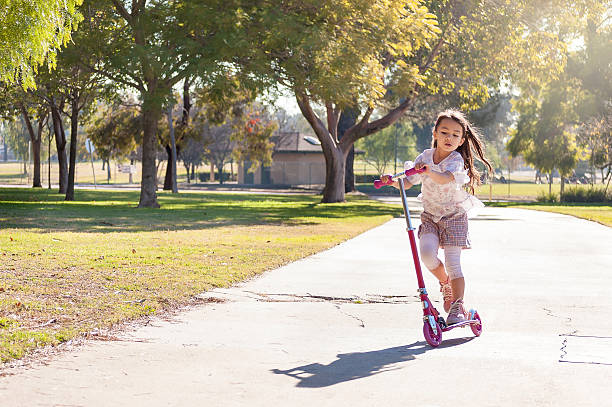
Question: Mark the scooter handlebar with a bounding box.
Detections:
[373,167,425,189]
[373,175,393,189]
[405,167,426,177]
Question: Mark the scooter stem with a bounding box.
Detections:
[398,179,426,291]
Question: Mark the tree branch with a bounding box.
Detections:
[79,61,145,92]
[112,0,133,24]
[294,90,335,150]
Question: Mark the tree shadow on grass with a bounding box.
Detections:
[0,188,403,233]
[271,337,473,388]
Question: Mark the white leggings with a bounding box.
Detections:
[419,233,463,280]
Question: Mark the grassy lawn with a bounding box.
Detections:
[474,182,598,200]
[0,188,401,363]
[486,201,612,227]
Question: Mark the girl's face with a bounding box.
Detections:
[434,118,465,153]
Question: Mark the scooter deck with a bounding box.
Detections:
[441,319,480,331]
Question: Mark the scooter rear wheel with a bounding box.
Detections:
[423,321,442,347]
[470,312,482,337]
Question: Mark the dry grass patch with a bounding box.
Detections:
[0,188,401,363]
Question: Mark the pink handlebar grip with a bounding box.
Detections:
[405,167,426,177]
[373,175,393,189]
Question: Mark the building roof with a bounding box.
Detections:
[271,132,363,154]
[272,132,323,154]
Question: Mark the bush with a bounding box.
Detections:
[561,186,610,203]
[197,171,234,182]
[536,191,559,203]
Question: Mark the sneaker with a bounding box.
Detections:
[446,299,466,325]
[439,278,452,313]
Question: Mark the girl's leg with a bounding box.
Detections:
[419,233,448,282]
[420,233,452,311]
[444,246,464,302]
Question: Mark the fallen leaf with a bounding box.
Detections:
[10,237,13,241]
[131,249,136,254]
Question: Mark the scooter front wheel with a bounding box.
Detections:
[423,321,442,347]
[470,312,482,337]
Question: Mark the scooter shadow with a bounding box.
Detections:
[271,337,474,388]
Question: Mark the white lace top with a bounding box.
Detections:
[405,149,483,222]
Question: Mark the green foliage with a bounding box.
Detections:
[561,186,610,203]
[537,191,559,203]
[356,122,418,175]
[243,0,440,108]
[85,104,140,161]
[508,3,611,180]
[0,119,28,162]
[0,0,83,89]
[232,107,278,168]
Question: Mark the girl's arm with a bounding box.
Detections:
[390,178,413,189]
[414,162,455,184]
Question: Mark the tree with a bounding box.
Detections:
[240,0,578,202]
[0,0,83,89]
[86,104,140,181]
[78,0,241,208]
[508,3,611,195]
[507,81,582,195]
[180,137,206,183]
[356,122,418,176]
[1,118,29,174]
[232,106,278,172]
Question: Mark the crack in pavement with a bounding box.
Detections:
[334,304,365,328]
[240,291,420,304]
[558,331,612,366]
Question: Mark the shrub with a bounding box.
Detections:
[561,186,610,203]
[536,191,559,203]
[197,171,234,182]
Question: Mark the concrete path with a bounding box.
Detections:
[2,204,611,406]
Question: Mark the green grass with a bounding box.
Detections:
[0,188,402,363]
[474,182,606,200]
[486,201,612,227]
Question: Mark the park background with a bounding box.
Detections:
[0,0,610,366]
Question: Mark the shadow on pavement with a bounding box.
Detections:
[271,337,474,388]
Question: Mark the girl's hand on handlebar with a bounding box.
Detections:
[414,162,429,174]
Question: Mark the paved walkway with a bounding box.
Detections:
[1,204,611,406]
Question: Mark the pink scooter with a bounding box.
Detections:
[374,167,482,347]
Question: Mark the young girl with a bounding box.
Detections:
[385,109,492,324]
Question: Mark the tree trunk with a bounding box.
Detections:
[65,98,79,201]
[31,138,42,188]
[210,162,215,182]
[163,145,173,190]
[321,148,348,203]
[184,162,190,183]
[138,103,161,208]
[19,104,43,188]
[549,172,553,195]
[345,146,355,192]
[106,159,111,183]
[3,134,7,161]
[167,106,178,193]
[129,157,134,184]
[338,107,359,193]
[50,102,68,194]
[217,162,223,185]
[560,176,565,201]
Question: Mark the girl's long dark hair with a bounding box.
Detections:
[432,109,493,194]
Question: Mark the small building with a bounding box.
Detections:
[238,132,326,186]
